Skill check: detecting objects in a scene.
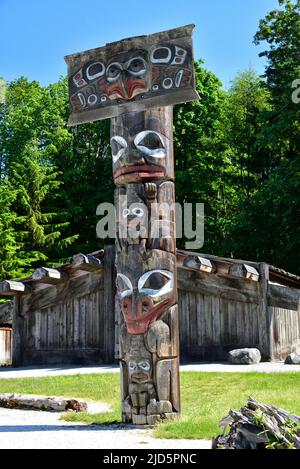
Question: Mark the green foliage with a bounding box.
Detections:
[254,0,300,157]
[0,181,36,280]
[0,0,299,279]
[174,61,230,253]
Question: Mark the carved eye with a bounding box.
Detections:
[132,207,144,218]
[138,270,174,298]
[138,361,150,372]
[150,47,172,64]
[129,362,136,371]
[122,208,130,218]
[134,131,166,158]
[110,136,127,163]
[106,62,122,83]
[86,62,105,81]
[127,57,147,77]
[116,273,133,299]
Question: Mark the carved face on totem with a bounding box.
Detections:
[125,348,152,384]
[117,269,174,334]
[111,109,173,184]
[116,186,148,241]
[66,25,198,125]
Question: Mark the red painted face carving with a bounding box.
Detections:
[117,270,174,334]
[105,52,149,100]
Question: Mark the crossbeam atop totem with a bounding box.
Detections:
[65,24,199,125]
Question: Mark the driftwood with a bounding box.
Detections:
[213,397,300,449]
[0,393,87,412]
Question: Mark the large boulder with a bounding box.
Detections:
[284,353,300,365]
[228,348,261,365]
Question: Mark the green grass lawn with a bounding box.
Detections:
[0,371,299,439]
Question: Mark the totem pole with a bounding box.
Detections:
[65,25,198,425]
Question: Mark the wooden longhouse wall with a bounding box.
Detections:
[1,247,299,366]
[267,271,300,361]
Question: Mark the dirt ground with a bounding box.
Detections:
[0,407,211,449]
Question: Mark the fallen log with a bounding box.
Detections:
[0,393,87,412]
[212,397,300,449]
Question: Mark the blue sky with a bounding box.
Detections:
[0,0,280,89]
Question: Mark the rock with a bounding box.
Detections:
[284,353,300,365]
[228,348,261,364]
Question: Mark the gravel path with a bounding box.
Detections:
[0,408,211,449]
[0,362,299,379]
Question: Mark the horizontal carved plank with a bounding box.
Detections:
[72,253,103,272]
[0,281,30,296]
[229,264,260,282]
[183,255,215,273]
[32,267,69,285]
[268,283,300,311]
[22,272,104,313]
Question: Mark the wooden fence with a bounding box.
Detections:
[1,248,299,366]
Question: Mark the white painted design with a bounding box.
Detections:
[138,270,174,298]
[150,47,172,64]
[175,69,184,88]
[116,273,133,299]
[86,62,105,81]
[110,136,128,163]
[87,94,98,106]
[162,77,173,89]
[134,131,166,158]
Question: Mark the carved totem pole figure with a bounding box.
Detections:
[66,24,199,425]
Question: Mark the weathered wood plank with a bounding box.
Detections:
[11,298,25,366]
[72,253,103,272]
[103,245,116,363]
[268,283,300,311]
[22,271,104,313]
[0,301,13,325]
[0,281,31,296]
[32,267,68,285]
[258,263,271,359]
[229,264,260,282]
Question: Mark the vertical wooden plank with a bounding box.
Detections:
[61,302,67,349]
[204,295,212,346]
[54,306,59,348]
[47,307,52,349]
[73,298,80,349]
[35,311,41,350]
[100,288,105,351]
[212,295,220,345]
[79,296,86,349]
[95,290,100,349]
[12,297,25,366]
[87,293,93,348]
[196,293,204,347]
[258,263,271,359]
[103,245,116,363]
[66,299,73,349]
[40,308,47,349]
[91,291,96,347]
